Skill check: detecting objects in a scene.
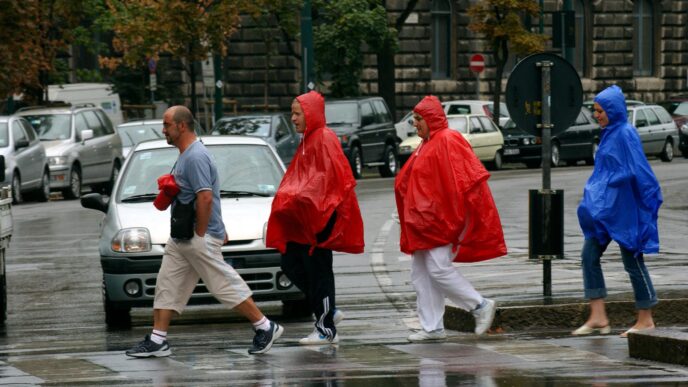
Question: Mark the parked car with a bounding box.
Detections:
[324,96,398,178]
[442,100,511,128]
[658,96,688,158]
[583,99,644,111]
[398,114,504,170]
[627,105,678,162]
[501,107,601,168]
[18,104,124,198]
[211,113,299,166]
[0,116,50,203]
[117,119,164,158]
[80,136,305,326]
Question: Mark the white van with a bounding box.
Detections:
[48,83,123,126]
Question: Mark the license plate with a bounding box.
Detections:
[504,148,520,155]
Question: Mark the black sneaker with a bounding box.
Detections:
[125,334,171,358]
[248,321,284,355]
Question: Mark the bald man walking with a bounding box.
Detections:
[126,106,283,357]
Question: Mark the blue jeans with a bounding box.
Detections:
[581,238,657,309]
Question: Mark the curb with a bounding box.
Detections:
[628,328,688,366]
[445,298,688,332]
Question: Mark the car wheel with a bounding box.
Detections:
[550,143,560,167]
[62,167,81,200]
[103,283,131,328]
[378,144,398,177]
[488,150,503,170]
[34,169,51,202]
[585,142,599,165]
[659,139,674,162]
[11,173,22,204]
[525,160,541,169]
[103,162,120,195]
[349,147,363,179]
[282,299,312,318]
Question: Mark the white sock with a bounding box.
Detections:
[151,329,167,344]
[252,316,271,332]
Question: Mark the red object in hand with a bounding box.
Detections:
[153,174,179,210]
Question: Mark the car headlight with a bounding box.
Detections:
[262,222,268,247]
[522,138,531,145]
[111,228,151,252]
[681,124,688,135]
[399,145,412,154]
[49,156,68,166]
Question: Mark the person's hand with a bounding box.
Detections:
[223,232,229,244]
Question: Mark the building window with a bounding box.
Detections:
[573,0,587,76]
[431,0,451,79]
[633,0,654,76]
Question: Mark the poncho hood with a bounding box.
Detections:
[577,85,662,255]
[395,96,506,262]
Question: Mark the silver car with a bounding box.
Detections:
[18,105,124,198]
[80,136,305,326]
[116,119,164,158]
[627,105,679,162]
[0,116,50,203]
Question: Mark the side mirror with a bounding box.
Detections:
[15,139,29,149]
[81,192,109,213]
[80,129,94,142]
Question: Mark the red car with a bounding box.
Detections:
[658,96,688,158]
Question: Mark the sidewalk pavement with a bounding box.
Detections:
[443,246,688,365]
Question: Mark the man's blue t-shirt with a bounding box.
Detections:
[172,141,225,240]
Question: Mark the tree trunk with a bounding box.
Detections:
[189,60,197,117]
[492,38,509,124]
[377,41,396,119]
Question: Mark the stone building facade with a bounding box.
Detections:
[220,0,687,120]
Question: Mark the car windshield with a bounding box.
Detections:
[24,114,72,140]
[447,117,468,133]
[118,124,163,147]
[485,103,510,117]
[0,123,8,148]
[212,116,271,137]
[325,102,358,125]
[117,144,284,202]
[659,101,688,116]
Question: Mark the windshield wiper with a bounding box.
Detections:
[121,193,158,202]
[220,190,271,198]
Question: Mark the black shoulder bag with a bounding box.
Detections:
[170,198,196,240]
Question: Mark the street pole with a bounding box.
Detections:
[300,0,315,93]
[563,0,574,63]
[213,54,223,125]
[537,59,554,302]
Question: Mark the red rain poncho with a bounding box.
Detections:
[394,96,506,262]
[266,91,364,255]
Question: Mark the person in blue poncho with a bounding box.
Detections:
[572,85,662,338]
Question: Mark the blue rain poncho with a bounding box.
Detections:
[577,85,662,256]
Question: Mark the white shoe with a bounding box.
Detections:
[299,330,339,345]
[333,308,344,325]
[407,329,447,342]
[472,298,496,335]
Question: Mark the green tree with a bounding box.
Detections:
[102,0,244,115]
[313,0,396,97]
[0,0,86,104]
[468,0,547,120]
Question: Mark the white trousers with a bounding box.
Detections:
[411,244,483,332]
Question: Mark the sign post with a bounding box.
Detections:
[469,54,485,100]
[148,58,157,104]
[505,53,582,301]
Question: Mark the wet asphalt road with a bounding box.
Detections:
[1,158,687,385]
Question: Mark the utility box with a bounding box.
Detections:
[529,189,564,260]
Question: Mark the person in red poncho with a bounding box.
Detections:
[266,91,364,345]
[394,96,506,342]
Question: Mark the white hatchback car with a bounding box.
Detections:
[81,136,305,326]
[398,114,504,170]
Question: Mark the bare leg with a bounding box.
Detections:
[632,309,655,330]
[233,298,264,324]
[584,298,609,327]
[153,309,176,331]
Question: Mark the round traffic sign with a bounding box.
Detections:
[469,54,485,73]
[505,53,582,137]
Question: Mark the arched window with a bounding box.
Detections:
[573,0,587,76]
[431,0,451,79]
[633,0,654,76]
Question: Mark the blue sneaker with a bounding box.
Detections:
[125,334,171,358]
[248,321,284,354]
